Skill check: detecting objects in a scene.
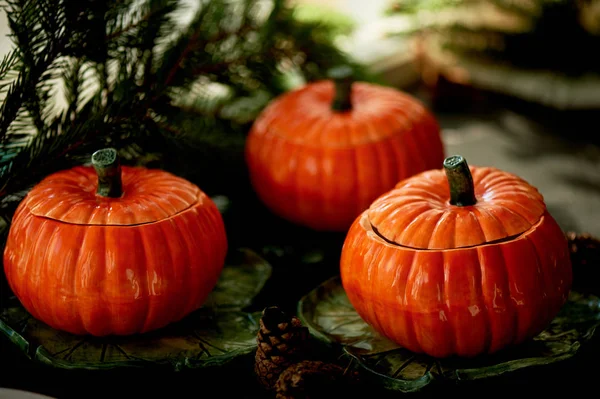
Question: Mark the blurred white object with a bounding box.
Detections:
[341,15,420,88]
[0,389,56,399]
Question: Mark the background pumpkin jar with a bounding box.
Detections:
[245,66,446,232]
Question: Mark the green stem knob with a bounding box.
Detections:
[328,65,354,112]
[92,148,123,198]
[443,155,477,207]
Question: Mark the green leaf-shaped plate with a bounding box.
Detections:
[298,276,600,392]
[0,248,271,370]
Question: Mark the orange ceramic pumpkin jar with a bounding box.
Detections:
[340,155,572,358]
[3,148,228,336]
[245,67,445,231]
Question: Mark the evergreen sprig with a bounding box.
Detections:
[0,0,368,240]
[0,2,367,187]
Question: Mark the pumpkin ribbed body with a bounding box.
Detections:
[3,166,228,336]
[340,165,572,358]
[245,80,445,231]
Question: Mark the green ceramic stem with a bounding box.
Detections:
[443,155,477,207]
[328,65,354,112]
[92,148,123,198]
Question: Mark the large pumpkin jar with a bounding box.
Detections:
[340,155,572,358]
[3,148,228,336]
[245,66,445,231]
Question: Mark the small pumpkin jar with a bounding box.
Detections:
[3,148,228,336]
[340,155,572,358]
[245,66,445,231]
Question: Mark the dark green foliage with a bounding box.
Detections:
[0,0,369,241]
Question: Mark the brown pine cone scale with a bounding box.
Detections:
[254,306,309,391]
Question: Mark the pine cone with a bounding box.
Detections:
[255,306,310,391]
[566,231,600,295]
[275,360,361,399]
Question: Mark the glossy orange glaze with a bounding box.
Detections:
[341,211,572,358]
[369,166,546,249]
[25,166,200,225]
[340,168,572,358]
[3,166,228,336]
[245,80,445,231]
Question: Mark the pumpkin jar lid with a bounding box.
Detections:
[367,155,547,250]
[250,65,435,147]
[23,148,202,226]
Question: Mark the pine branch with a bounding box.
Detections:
[0,50,20,91]
[62,57,84,122]
[106,0,157,40]
[152,0,216,94]
[0,0,67,140]
[0,0,369,204]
